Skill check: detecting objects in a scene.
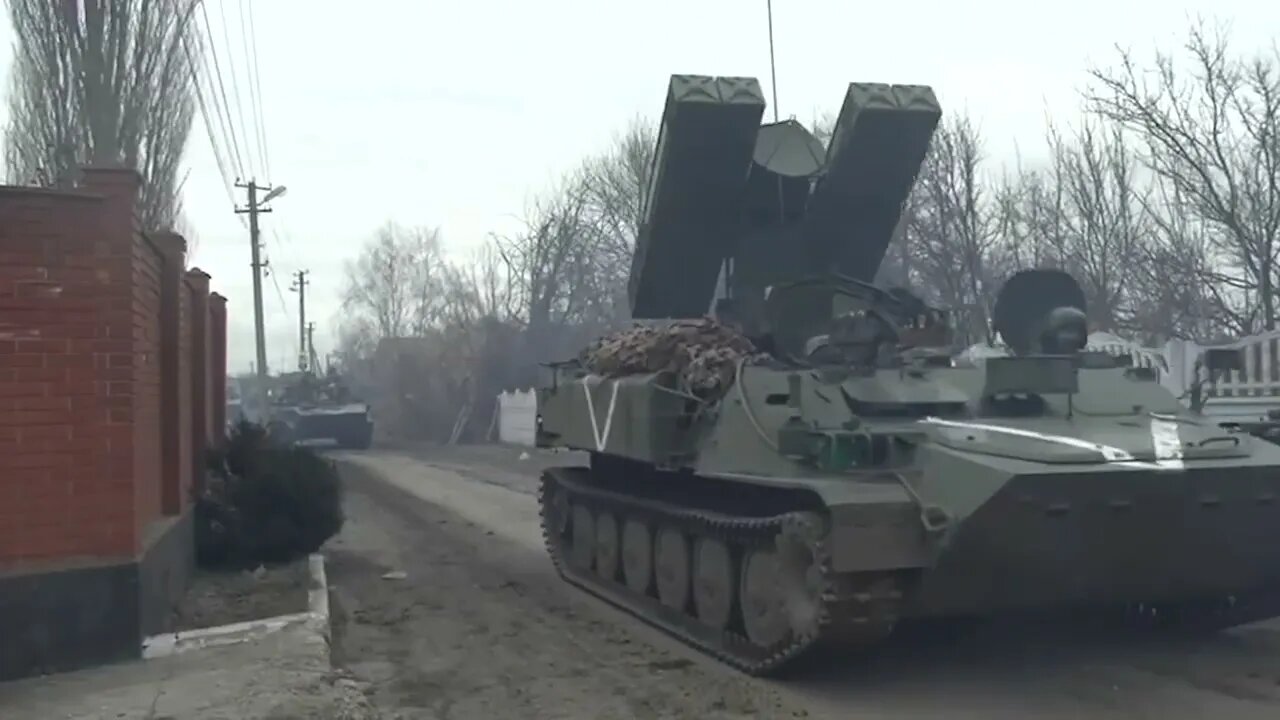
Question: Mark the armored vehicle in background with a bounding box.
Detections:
[268,368,373,450]
[533,74,1280,676]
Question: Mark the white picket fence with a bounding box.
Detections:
[497,389,538,446]
[1163,330,1280,422]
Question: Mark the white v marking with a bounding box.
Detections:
[582,376,620,452]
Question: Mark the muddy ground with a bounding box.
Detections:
[326,448,1280,720]
[174,557,311,631]
[327,459,799,720]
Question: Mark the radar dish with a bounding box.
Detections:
[752,121,825,178]
[992,268,1087,355]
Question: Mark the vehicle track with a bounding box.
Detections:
[540,467,902,676]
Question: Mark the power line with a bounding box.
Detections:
[268,227,298,285]
[181,31,237,209]
[238,0,267,180]
[272,227,295,250]
[245,0,272,181]
[217,0,255,178]
[199,1,247,177]
[267,258,288,314]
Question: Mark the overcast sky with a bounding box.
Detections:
[1,0,1277,372]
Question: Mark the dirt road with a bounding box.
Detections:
[328,447,1280,719]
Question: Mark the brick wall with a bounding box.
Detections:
[0,168,227,570]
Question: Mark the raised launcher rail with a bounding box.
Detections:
[628,75,941,326]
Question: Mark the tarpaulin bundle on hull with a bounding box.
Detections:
[578,318,763,399]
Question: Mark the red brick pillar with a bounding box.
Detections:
[79,166,142,212]
[154,233,186,515]
[79,166,147,556]
[186,270,210,494]
[209,293,228,444]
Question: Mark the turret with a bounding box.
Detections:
[628,75,943,338]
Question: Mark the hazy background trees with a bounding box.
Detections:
[336,118,655,443]
[338,20,1280,443]
[3,0,203,231]
[340,221,444,339]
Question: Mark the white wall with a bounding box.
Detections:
[497,389,538,446]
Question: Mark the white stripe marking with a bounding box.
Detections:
[1148,416,1186,470]
[921,417,1136,460]
[582,376,620,452]
[920,416,1183,471]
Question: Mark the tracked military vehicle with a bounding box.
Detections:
[268,369,373,449]
[534,75,1280,676]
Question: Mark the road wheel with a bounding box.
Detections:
[740,548,789,648]
[621,518,653,595]
[692,536,735,630]
[595,512,620,582]
[654,526,690,612]
[570,504,595,572]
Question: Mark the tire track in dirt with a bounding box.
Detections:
[326,458,809,719]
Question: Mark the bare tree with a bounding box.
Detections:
[340,221,443,339]
[494,117,657,352]
[437,242,516,329]
[1087,20,1280,331]
[492,174,601,350]
[434,259,526,443]
[1034,118,1150,332]
[998,143,1082,275]
[811,111,837,147]
[900,114,1008,344]
[578,116,657,325]
[347,240,522,445]
[1132,190,1224,339]
[332,315,377,375]
[4,0,203,231]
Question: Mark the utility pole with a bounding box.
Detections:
[234,180,287,398]
[290,269,310,372]
[306,322,318,375]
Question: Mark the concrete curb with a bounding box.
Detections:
[304,552,332,654]
[141,553,331,660]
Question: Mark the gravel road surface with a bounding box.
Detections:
[327,446,1280,720]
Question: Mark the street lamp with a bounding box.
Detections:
[262,185,288,203]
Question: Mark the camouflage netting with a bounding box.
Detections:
[578,318,764,399]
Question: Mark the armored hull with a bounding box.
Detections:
[272,402,373,449]
[537,362,1280,674]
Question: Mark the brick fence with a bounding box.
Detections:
[0,167,228,681]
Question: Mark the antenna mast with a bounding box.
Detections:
[766,0,780,122]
